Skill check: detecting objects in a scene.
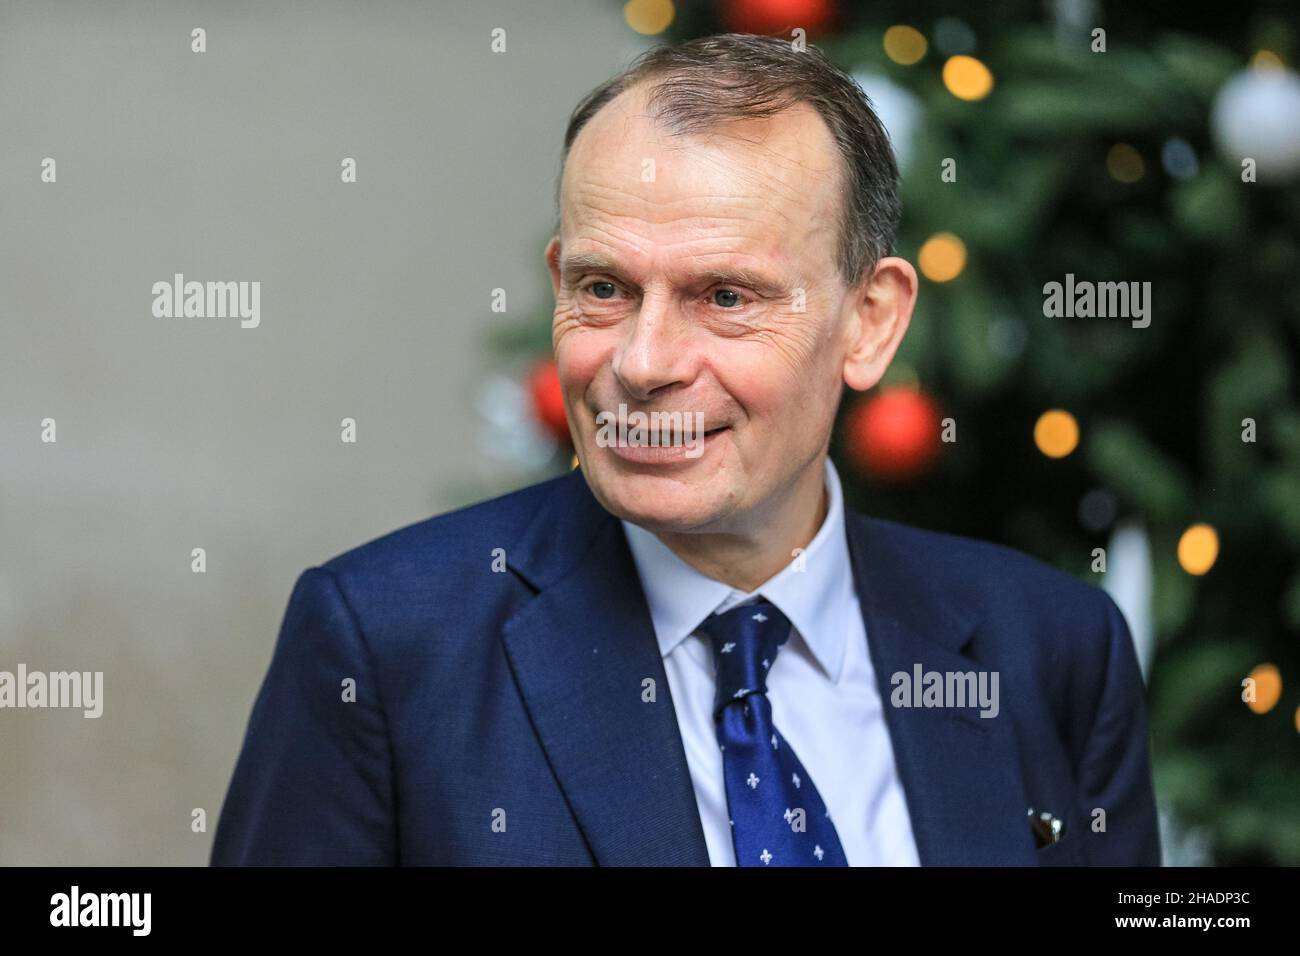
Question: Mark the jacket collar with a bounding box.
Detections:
[620,456,855,684]
[501,467,1036,865]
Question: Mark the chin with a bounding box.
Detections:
[582,461,736,533]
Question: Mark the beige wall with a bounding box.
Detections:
[0,0,640,864]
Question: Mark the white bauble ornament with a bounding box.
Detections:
[1211,67,1300,181]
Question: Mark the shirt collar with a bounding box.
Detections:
[620,457,855,684]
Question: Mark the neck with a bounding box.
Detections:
[652,457,829,592]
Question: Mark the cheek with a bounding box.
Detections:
[555,328,612,407]
[712,359,789,426]
[712,334,840,433]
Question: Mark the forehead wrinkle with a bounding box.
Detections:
[568,122,833,220]
[565,189,787,260]
[564,202,819,291]
[567,179,802,253]
[563,211,828,298]
[561,110,842,278]
[570,161,777,212]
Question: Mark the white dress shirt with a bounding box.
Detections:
[621,457,921,866]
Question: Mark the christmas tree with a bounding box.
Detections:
[493,0,1300,864]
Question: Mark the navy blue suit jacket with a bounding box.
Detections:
[211,467,1161,866]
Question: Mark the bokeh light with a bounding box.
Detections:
[1245,663,1282,714]
[1107,143,1145,183]
[917,232,966,281]
[1177,523,1219,575]
[1251,49,1284,72]
[1161,137,1199,179]
[623,0,674,35]
[942,55,994,100]
[933,17,976,56]
[1078,488,1119,532]
[883,25,927,65]
[1034,410,1079,458]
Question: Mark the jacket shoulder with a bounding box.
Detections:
[318,472,570,585]
[851,511,1123,650]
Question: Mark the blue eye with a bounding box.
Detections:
[714,289,741,308]
[590,281,616,299]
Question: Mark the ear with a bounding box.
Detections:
[842,256,918,391]
[544,236,562,297]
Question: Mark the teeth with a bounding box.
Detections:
[624,429,719,446]
[599,418,727,447]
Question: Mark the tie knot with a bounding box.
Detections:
[696,599,792,719]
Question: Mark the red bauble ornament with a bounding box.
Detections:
[528,358,571,442]
[844,387,943,480]
[723,0,835,36]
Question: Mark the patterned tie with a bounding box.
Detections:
[696,599,849,866]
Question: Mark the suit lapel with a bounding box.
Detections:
[499,469,1034,866]
[500,470,710,866]
[845,511,1036,865]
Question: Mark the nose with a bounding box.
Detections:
[612,292,697,401]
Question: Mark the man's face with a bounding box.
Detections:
[546,85,860,536]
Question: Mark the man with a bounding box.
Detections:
[212,34,1160,866]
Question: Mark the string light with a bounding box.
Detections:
[1177,523,1219,575]
[883,25,927,65]
[917,232,966,281]
[623,0,674,35]
[942,55,994,100]
[1245,663,1281,714]
[1107,143,1145,183]
[1034,410,1079,458]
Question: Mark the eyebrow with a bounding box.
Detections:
[558,253,619,281]
[559,253,787,297]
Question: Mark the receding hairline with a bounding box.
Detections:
[554,77,853,276]
[558,78,847,206]
[552,34,901,285]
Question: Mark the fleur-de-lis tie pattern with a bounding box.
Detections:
[696,599,849,867]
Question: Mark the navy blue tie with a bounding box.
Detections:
[696,599,849,866]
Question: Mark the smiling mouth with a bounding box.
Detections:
[622,425,729,446]
[597,422,731,465]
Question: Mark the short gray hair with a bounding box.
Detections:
[556,33,901,286]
